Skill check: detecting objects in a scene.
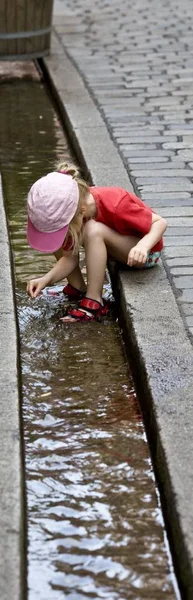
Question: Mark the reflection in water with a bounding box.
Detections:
[0,64,178,599]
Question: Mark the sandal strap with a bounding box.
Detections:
[63,284,84,299]
[66,307,95,321]
[79,297,109,317]
[79,297,102,312]
[64,297,110,322]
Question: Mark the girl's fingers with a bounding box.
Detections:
[32,284,41,298]
[27,281,39,298]
[33,288,40,298]
[128,250,147,267]
[30,285,36,296]
[27,284,32,296]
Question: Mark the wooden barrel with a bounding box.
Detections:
[0,0,53,60]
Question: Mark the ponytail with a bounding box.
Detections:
[56,161,90,254]
[57,161,80,179]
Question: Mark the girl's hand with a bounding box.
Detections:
[27,277,47,298]
[127,246,148,268]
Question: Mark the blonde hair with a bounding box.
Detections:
[56,161,90,254]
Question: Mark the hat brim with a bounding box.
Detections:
[27,217,68,253]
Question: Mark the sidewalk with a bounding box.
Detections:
[53,0,193,337]
[43,0,193,596]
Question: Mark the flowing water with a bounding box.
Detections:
[0,62,179,599]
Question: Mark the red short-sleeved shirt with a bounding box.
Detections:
[62,186,163,252]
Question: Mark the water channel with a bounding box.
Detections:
[0,62,179,599]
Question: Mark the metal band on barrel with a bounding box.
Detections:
[0,49,50,60]
[0,26,51,39]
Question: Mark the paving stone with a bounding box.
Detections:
[170,267,193,275]
[113,129,162,137]
[138,181,193,191]
[162,112,190,118]
[165,227,193,236]
[110,117,164,124]
[164,236,193,246]
[145,90,174,98]
[132,169,193,177]
[130,162,185,170]
[185,316,193,327]
[151,109,191,117]
[117,136,177,144]
[167,258,193,267]
[99,91,145,99]
[121,149,174,157]
[181,135,193,143]
[145,198,193,207]
[167,124,193,130]
[146,97,184,106]
[163,142,193,149]
[112,124,164,131]
[178,289,193,302]
[127,156,169,163]
[141,192,192,200]
[104,110,146,116]
[165,130,193,136]
[160,207,193,217]
[179,303,193,315]
[121,144,157,151]
[101,100,145,108]
[173,90,193,97]
[164,247,193,258]
[172,276,193,289]
[166,217,193,226]
[125,79,162,88]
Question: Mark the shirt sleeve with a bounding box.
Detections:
[62,234,74,251]
[114,192,153,235]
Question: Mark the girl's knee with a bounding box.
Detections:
[83,219,105,243]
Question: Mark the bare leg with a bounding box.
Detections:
[67,264,86,291]
[56,250,86,291]
[83,223,107,302]
[83,220,140,303]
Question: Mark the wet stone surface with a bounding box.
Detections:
[53,0,193,342]
[0,63,178,598]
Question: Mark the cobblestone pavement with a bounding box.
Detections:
[54,0,193,339]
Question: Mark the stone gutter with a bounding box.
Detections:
[0,173,26,600]
[40,31,193,599]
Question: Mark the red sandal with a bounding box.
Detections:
[62,283,85,300]
[61,297,110,322]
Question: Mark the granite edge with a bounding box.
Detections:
[0,173,27,600]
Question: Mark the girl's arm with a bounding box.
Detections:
[27,252,78,298]
[127,213,167,267]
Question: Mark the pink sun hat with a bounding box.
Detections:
[27,171,79,253]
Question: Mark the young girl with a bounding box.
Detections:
[26,162,167,322]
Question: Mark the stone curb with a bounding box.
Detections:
[41,32,193,598]
[0,174,26,600]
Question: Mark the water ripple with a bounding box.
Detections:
[0,70,178,599]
